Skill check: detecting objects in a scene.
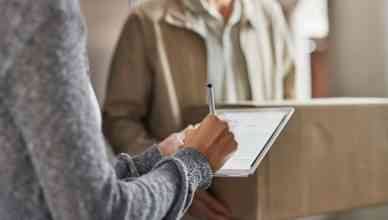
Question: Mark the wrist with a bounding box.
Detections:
[132,145,163,175]
[174,148,213,190]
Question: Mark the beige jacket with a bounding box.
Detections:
[103,0,295,154]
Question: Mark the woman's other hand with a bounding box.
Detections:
[158,125,197,156]
[158,132,184,156]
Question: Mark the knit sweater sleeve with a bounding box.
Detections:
[0,0,212,219]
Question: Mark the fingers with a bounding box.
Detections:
[190,115,228,152]
[183,125,195,133]
[182,125,199,140]
[224,133,238,154]
[202,115,227,131]
[208,132,238,170]
[203,115,230,144]
[173,133,185,146]
[183,125,198,146]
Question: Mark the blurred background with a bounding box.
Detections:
[80,0,388,105]
[80,0,388,219]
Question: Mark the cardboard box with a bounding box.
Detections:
[183,98,388,220]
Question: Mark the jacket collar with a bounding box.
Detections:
[163,0,264,30]
[163,0,186,28]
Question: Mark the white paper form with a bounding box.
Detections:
[217,111,287,174]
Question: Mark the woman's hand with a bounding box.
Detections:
[184,115,237,171]
[159,115,237,172]
[158,132,185,156]
[158,125,196,156]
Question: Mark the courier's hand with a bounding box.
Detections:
[189,191,233,220]
[184,115,237,171]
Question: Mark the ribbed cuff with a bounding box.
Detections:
[151,148,213,218]
[132,145,163,175]
[115,153,140,178]
[174,148,213,190]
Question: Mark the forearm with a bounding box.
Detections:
[111,149,213,220]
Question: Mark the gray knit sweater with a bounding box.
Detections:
[0,0,212,219]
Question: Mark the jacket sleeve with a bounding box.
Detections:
[284,59,296,99]
[103,12,156,155]
[278,5,296,100]
[2,1,212,219]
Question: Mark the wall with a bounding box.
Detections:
[385,1,388,97]
[80,0,129,105]
[328,0,388,97]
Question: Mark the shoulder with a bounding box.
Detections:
[129,0,176,21]
[0,0,84,78]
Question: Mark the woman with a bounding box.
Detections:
[0,0,236,219]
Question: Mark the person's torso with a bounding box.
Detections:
[182,0,252,103]
[134,0,293,137]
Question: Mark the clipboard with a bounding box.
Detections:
[215,107,294,177]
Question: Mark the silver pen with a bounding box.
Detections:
[207,83,216,115]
